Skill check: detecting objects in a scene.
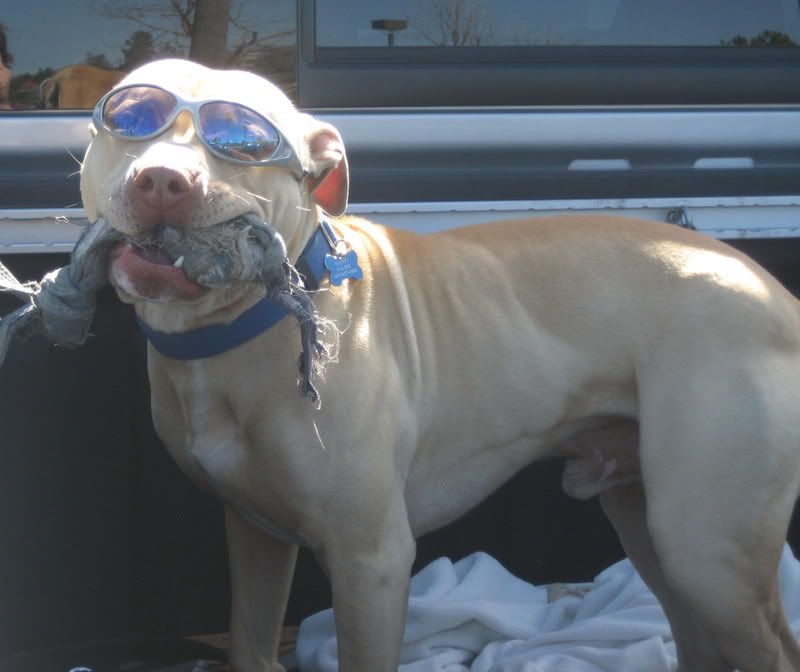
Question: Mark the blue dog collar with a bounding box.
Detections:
[137,223,334,360]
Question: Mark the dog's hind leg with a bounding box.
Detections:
[600,481,733,671]
[566,422,729,667]
[565,422,731,667]
[638,356,800,672]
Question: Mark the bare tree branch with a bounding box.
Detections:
[413,0,492,47]
[227,29,257,64]
[91,0,296,69]
[170,0,196,36]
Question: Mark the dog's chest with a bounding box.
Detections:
[176,364,249,489]
[163,362,304,542]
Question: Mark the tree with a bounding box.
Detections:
[120,30,157,70]
[189,0,232,67]
[90,0,197,54]
[722,30,797,47]
[91,0,286,68]
[245,42,295,98]
[86,52,115,70]
[415,0,493,47]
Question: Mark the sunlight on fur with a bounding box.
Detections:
[646,242,770,299]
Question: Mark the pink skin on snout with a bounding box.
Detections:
[127,164,205,230]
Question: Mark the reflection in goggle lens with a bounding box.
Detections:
[199,102,281,162]
[103,87,177,137]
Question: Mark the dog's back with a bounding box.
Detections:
[38,64,125,109]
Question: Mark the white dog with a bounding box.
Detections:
[79,59,800,672]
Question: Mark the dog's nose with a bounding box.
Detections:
[131,165,199,210]
[125,143,208,231]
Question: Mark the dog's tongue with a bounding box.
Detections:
[110,241,206,302]
[134,245,173,266]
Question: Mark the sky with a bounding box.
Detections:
[3,0,295,75]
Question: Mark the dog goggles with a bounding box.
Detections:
[93,84,305,178]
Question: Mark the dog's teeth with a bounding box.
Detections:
[173,256,184,269]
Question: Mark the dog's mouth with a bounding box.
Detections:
[126,243,182,267]
[108,214,289,303]
[110,240,206,302]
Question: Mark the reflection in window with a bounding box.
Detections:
[0,23,12,110]
[4,0,296,110]
[317,0,800,49]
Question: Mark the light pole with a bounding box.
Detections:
[371,19,408,47]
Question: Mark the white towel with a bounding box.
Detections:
[296,544,800,672]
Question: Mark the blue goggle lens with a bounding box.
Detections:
[103,86,177,137]
[199,102,281,162]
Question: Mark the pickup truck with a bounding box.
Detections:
[1,1,799,669]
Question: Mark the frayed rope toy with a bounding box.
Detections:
[0,216,338,405]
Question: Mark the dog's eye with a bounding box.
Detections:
[103,87,177,138]
[199,103,281,162]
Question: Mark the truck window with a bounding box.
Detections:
[3,0,297,110]
[299,0,800,107]
[317,0,799,48]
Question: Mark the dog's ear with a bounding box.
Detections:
[303,120,349,217]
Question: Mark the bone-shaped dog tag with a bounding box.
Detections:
[324,247,363,286]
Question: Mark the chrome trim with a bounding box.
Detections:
[326,108,800,157]
[0,209,88,253]
[3,196,800,253]
[0,114,94,152]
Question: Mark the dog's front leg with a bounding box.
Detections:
[322,494,416,672]
[225,507,297,672]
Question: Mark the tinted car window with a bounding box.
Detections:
[3,0,296,110]
[300,0,800,106]
[317,0,799,48]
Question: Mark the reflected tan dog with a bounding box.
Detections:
[39,64,125,109]
[80,59,800,672]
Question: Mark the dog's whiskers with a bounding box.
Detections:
[64,147,83,170]
[246,191,272,205]
[311,416,328,452]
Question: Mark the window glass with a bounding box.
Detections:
[317,0,800,49]
[2,0,296,110]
